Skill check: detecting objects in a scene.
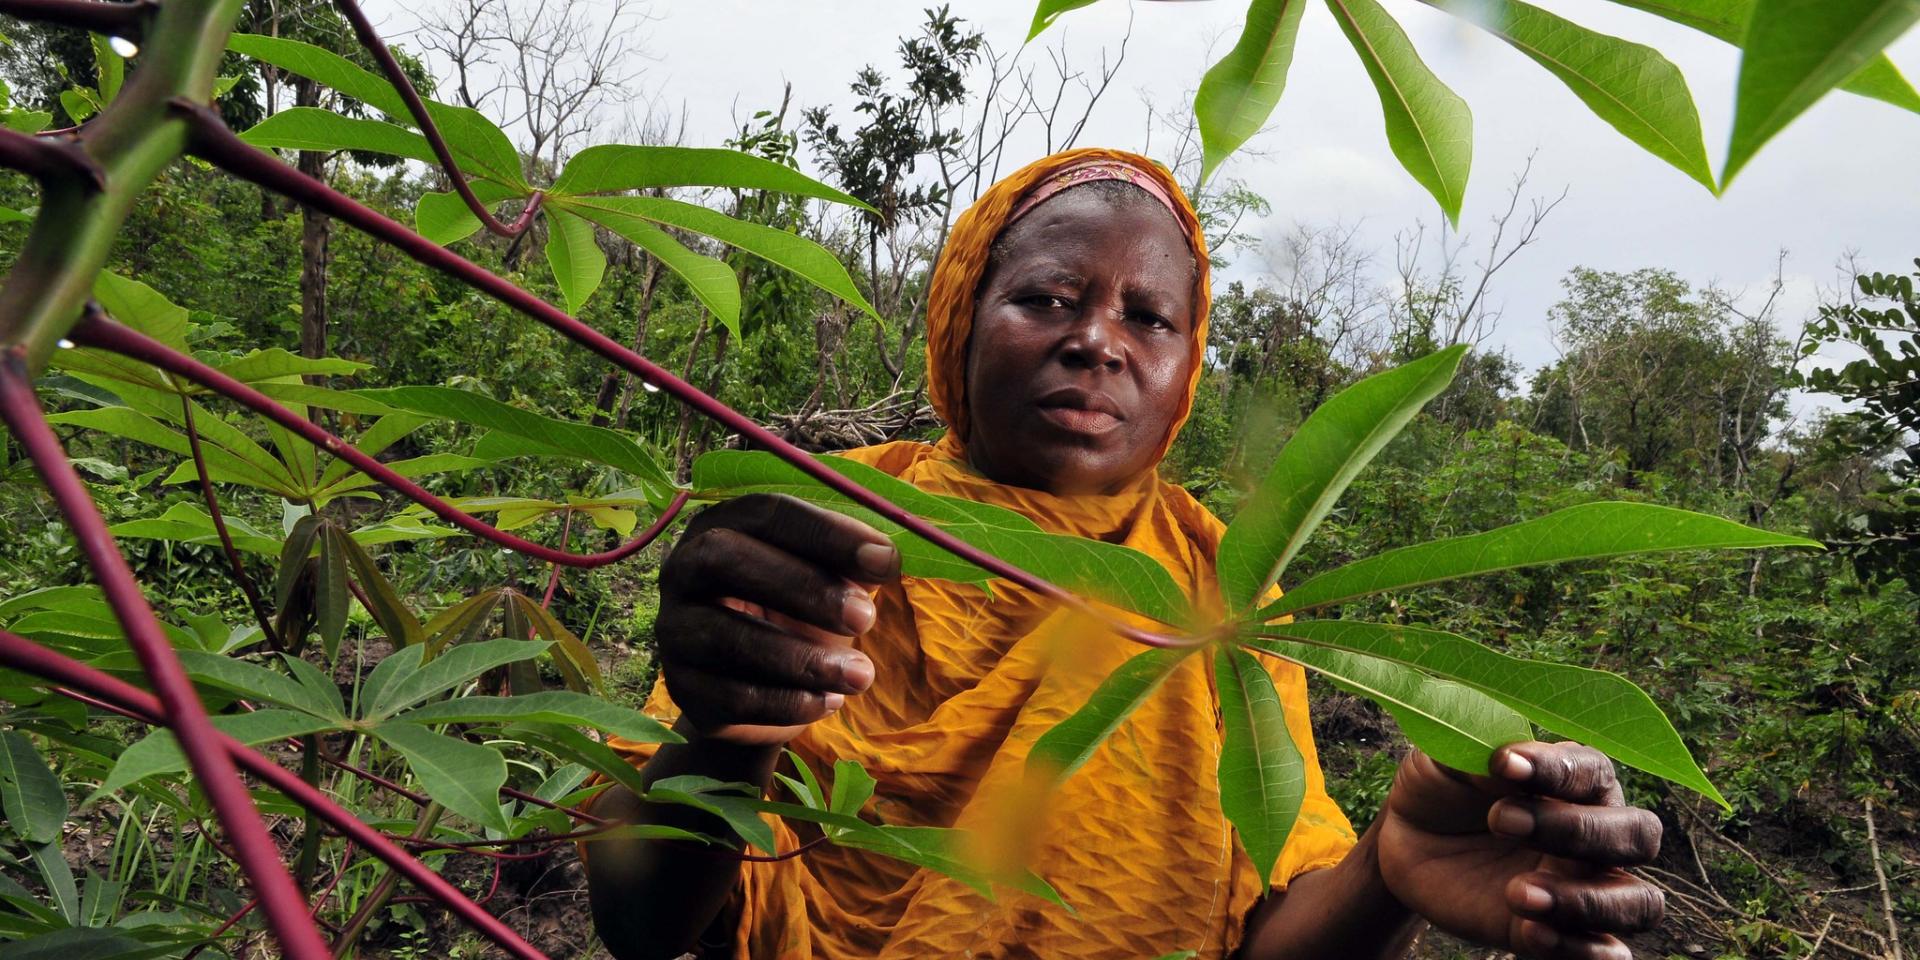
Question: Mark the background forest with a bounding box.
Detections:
[1,2,1916,958]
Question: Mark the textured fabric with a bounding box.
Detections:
[602,149,1356,959]
[1005,158,1184,227]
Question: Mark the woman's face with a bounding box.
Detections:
[963,188,1197,496]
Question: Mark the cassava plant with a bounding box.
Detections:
[0,0,1837,957]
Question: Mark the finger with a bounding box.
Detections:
[686,494,899,584]
[1494,742,1625,805]
[664,666,845,729]
[663,526,877,635]
[1490,797,1662,866]
[1512,920,1632,960]
[1508,870,1666,935]
[657,603,874,695]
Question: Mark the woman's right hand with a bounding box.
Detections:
[655,493,900,748]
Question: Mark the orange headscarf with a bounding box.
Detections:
[604,150,1355,960]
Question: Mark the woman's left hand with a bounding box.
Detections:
[1375,741,1666,959]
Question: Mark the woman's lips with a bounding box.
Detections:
[1036,403,1122,435]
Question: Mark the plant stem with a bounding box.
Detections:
[330,802,443,958]
[181,394,284,650]
[0,352,332,959]
[0,632,550,960]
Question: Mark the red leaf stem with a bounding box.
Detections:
[0,126,106,189]
[330,0,543,238]
[0,352,333,960]
[0,629,554,960]
[308,841,358,918]
[0,0,153,38]
[72,305,691,568]
[181,895,260,960]
[168,100,1196,650]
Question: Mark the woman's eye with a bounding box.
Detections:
[1023,294,1072,310]
[1137,312,1173,330]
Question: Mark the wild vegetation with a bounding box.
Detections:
[0,1,1915,958]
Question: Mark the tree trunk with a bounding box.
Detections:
[294,76,331,390]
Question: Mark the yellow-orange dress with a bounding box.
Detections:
[605,435,1356,959]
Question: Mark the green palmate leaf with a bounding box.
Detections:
[362,638,552,720]
[423,590,506,656]
[1026,0,1107,39]
[227,34,526,188]
[1606,0,1920,112]
[93,710,334,799]
[551,145,871,211]
[1326,0,1474,224]
[109,502,283,556]
[1214,646,1305,882]
[239,108,435,163]
[1249,640,1530,773]
[0,731,66,844]
[565,196,879,324]
[332,528,424,647]
[828,760,877,816]
[214,347,368,384]
[275,514,325,609]
[315,523,349,661]
[416,180,524,246]
[371,721,510,832]
[692,450,1191,626]
[1194,0,1309,182]
[281,653,350,720]
[1219,346,1464,613]
[1260,501,1821,618]
[646,775,778,853]
[511,593,603,693]
[583,212,741,333]
[176,650,346,720]
[399,691,679,743]
[27,840,76,924]
[1028,647,1197,783]
[45,407,294,493]
[1724,0,1920,184]
[1425,0,1715,192]
[544,206,607,314]
[316,413,430,489]
[360,386,675,501]
[94,271,187,351]
[255,380,403,417]
[1251,620,1727,805]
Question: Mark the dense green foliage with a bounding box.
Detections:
[0,6,1915,959]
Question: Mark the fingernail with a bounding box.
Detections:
[823,692,845,712]
[856,542,897,579]
[1517,882,1553,913]
[1502,750,1535,781]
[842,591,877,633]
[839,653,874,692]
[1493,803,1536,837]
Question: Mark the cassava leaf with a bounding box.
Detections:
[1326,0,1474,224]
[0,731,66,844]
[544,206,606,314]
[1247,639,1530,773]
[362,638,552,720]
[239,108,435,163]
[551,145,870,210]
[563,196,879,324]
[1195,0,1309,182]
[332,528,424,648]
[93,710,334,799]
[1219,345,1464,613]
[315,523,350,661]
[1425,0,1716,192]
[1028,646,1197,782]
[510,592,603,693]
[1259,501,1821,618]
[399,692,678,743]
[416,180,524,246]
[1724,0,1920,184]
[1250,620,1727,806]
[176,649,345,719]
[371,721,510,832]
[1606,0,1920,112]
[1214,646,1305,882]
[1026,0,1107,40]
[579,213,740,333]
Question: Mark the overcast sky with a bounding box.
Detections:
[375,0,1920,417]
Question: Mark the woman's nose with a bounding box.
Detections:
[1060,308,1125,372]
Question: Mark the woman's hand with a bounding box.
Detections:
[1376,742,1666,959]
[655,493,899,748]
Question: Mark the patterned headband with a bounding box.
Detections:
[1004,158,1184,226]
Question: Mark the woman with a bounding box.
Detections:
[585,150,1665,960]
